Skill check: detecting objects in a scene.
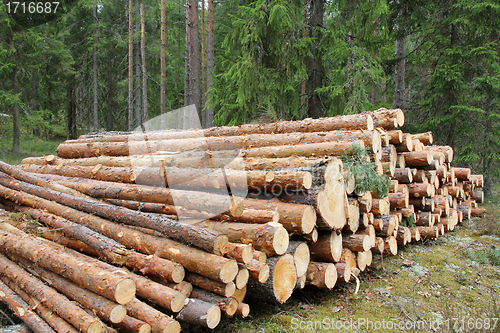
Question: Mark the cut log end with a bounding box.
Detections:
[171,265,185,284]
[293,242,310,278]
[259,264,270,284]
[301,206,316,234]
[271,223,290,256]
[88,321,103,333]
[302,172,313,189]
[171,293,188,313]
[235,268,249,290]
[235,303,250,318]
[115,278,137,305]
[213,235,229,256]
[220,260,239,284]
[109,305,127,324]
[273,254,297,304]
[163,321,181,333]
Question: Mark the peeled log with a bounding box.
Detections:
[305,262,337,289]
[194,221,289,256]
[175,298,220,329]
[308,231,342,262]
[0,280,56,333]
[0,225,135,305]
[0,253,102,333]
[247,254,296,304]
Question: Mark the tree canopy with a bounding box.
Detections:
[0,0,499,187]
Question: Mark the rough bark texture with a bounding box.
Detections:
[0,254,102,333]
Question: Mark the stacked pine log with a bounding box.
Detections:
[0,108,486,332]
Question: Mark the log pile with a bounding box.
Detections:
[0,108,486,332]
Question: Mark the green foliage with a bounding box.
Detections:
[213,0,308,125]
[401,216,416,228]
[340,144,391,198]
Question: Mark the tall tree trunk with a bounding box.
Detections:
[184,0,200,129]
[140,3,148,127]
[67,75,77,139]
[201,0,206,128]
[205,0,214,127]
[106,9,113,132]
[160,0,166,129]
[93,5,99,133]
[393,8,406,110]
[135,35,142,129]
[306,0,325,119]
[128,0,134,131]
[177,1,182,114]
[12,66,20,153]
[31,69,40,137]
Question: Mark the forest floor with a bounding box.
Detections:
[0,139,499,333]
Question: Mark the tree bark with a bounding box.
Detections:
[306,0,325,119]
[128,0,134,131]
[0,177,237,284]
[106,9,113,132]
[160,0,166,128]
[67,74,77,139]
[0,254,102,333]
[247,254,296,304]
[195,221,289,257]
[205,0,215,127]
[305,262,337,289]
[184,272,235,298]
[189,288,238,316]
[124,299,181,333]
[21,263,127,324]
[308,231,342,262]
[0,279,56,333]
[140,3,148,126]
[1,277,78,333]
[0,173,228,256]
[0,225,136,305]
[175,298,220,329]
[11,67,20,154]
[93,5,99,133]
[184,0,200,121]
